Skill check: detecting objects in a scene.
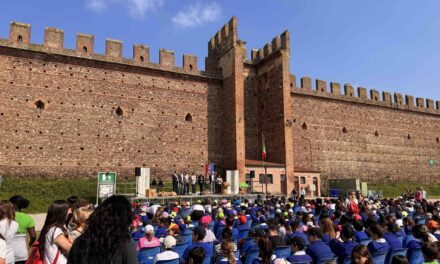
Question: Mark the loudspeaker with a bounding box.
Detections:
[250,170,255,179]
[135,167,141,177]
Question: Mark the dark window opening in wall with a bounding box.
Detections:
[185,113,192,122]
[259,174,273,184]
[35,100,45,110]
[302,122,307,130]
[436,137,439,143]
[17,35,22,43]
[140,56,144,62]
[375,131,379,137]
[115,107,123,117]
[300,176,306,184]
[189,64,193,70]
[407,134,411,140]
[83,46,88,53]
[342,127,347,133]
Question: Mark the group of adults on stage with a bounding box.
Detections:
[171,172,224,195]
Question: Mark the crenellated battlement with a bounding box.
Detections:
[207,16,238,59]
[250,31,289,63]
[3,21,205,77]
[290,74,440,115]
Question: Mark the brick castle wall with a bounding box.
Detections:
[290,77,440,183]
[0,18,439,183]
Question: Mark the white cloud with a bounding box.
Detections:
[85,0,164,19]
[85,0,109,13]
[127,0,164,19]
[172,2,222,30]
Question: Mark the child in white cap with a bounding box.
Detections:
[153,236,179,264]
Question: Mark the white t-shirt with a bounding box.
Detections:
[153,251,179,263]
[0,219,19,264]
[0,238,6,260]
[191,175,197,184]
[10,234,27,261]
[44,227,67,264]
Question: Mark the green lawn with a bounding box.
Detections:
[0,176,97,213]
[368,182,440,199]
[0,176,174,213]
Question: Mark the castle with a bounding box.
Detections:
[1,17,439,195]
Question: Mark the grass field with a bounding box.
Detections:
[0,176,97,213]
[0,176,173,213]
[368,182,440,199]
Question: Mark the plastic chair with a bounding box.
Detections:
[238,229,250,240]
[183,233,193,245]
[244,249,260,264]
[156,259,180,264]
[138,246,161,264]
[202,256,212,264]
[359,239,372,246]
[317,257,338,264]
[342,257,351,264]
[274,246,291,259]
[386,248,408,264]
[407,248,424,264]
[371,252,387,264]
[171,242,188,259]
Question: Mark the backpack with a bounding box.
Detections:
[26,241,60,264]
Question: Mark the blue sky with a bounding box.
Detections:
[1,0,440,100]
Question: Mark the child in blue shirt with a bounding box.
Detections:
[288,236,313,264]
[367,225,390,254]
[305,227,335,263]
[329,225,358,264]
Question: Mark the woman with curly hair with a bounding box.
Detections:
[67,195,137,264]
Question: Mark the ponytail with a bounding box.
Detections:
[228,249,236,264]
[221,241,236,264]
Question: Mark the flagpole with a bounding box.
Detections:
[264,160,268,196]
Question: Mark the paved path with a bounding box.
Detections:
[30,213,46,232]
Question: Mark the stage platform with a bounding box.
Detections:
[128,193,263,204]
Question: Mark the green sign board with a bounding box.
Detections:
[97,172,117,203]
[429,160,436,167]
[98,172,117,185]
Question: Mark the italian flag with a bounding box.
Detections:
[262,133,267,161]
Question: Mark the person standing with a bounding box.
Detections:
[421,187,427,200]
[206,174,212,194]
[184,173,190,195]
[172,172,178,194]
[300,188,306,200]
[179,173,185,195]
[198,174,205,194]
[191,173,197,194]
[0,201,18,264]
[9,195,36,264]
[216,176,223,194]
[210,173,216,194]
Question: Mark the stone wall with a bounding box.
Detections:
[290,77,440,183]
[0,22,223,178]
